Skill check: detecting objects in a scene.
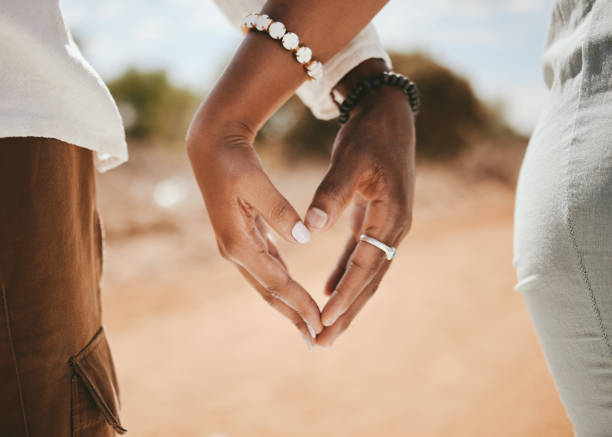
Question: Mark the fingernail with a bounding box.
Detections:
[306,322,316,339]
[291,221,310,244]
[305,207,328,230]
[301,334,313,352]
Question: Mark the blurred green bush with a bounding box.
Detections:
[259,51,520,160]
[108,69,201,144]
[390,51,516,159]
[108,52,521,159]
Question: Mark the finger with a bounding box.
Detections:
[255,216,288,271]
[304,154,362,232]
[323,199,368,295]
[321,241,387,326]
[236,266,314,349]
[265,233,288,271]
[320,198,406,327]
[316,263,390,348]
[236,245,323,334]
[323,234,358,295]
[242,170,310,244]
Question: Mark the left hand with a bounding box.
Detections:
[303,85,416,347]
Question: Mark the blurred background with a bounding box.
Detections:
[60,1,572,436]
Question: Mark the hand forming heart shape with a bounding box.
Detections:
[188,79,415,350]
[302,87,415,348]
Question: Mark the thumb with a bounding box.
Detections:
[305,160,360,232]
[243,171,311,245]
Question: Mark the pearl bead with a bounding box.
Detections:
[282,32,299,50]
[306,61,323,80]
[295,46,312,64]
[268,21,286,39]
[255,14,272,31]
[243,13,257,29]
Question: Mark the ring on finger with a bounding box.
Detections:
[359,234,396,260]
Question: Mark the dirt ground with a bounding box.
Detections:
[96,146,573,437]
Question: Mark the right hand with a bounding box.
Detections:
[186,119,323,348]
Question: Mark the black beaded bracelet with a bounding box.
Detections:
[332,71,420,124]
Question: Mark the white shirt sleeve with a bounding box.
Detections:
[211,0,391,120]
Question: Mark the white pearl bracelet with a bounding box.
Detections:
[242,12,323,81]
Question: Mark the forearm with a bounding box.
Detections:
[187,0,389,143]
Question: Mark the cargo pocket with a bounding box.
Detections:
[69,327,127,436]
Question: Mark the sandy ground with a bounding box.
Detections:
[96,147,572,436]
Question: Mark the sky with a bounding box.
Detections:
[60,0,554,134]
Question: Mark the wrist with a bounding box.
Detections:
[332,57,390,100]
[186,104,257,157]
[334,68,419,123]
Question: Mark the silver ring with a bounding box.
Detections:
[359,234,396,260]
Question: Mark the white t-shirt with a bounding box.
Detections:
[0,0,390,172]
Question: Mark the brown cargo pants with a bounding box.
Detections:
[0,137,126,436]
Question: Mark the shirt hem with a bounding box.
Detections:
[0,120,128,172]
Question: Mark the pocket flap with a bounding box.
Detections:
[69,327,127,434]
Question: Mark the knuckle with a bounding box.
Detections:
[317,179,348,206]
[264,274,292,300]
[348,256,378,275]
[219,235,242,260]
[364,164,391,195]
[269,200,293,223]
[261,292,276,306]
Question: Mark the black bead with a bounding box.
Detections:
[339,102,352,112]
[337,71,421,122]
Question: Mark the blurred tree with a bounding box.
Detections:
[107,53,520,158]
[390,51,514,159]
[108,69,201,144]
[260,51,519,160]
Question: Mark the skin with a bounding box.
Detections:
[186,1,415,349]
[307,82,416,347]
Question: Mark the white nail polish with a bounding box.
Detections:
[301,334,313,352]
[306,322,316,339]
[291,221,310,244]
